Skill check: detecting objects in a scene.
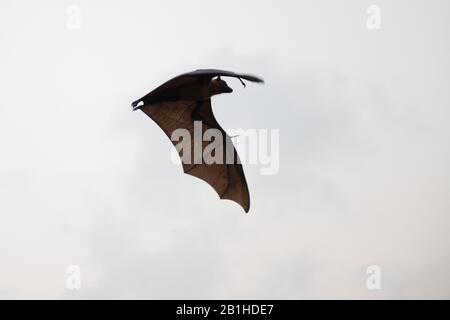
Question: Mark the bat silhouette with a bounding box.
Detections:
[132,69,264,213]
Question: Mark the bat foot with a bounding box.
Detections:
[237,77,246,88]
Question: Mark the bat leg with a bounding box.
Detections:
[237,77,246,88]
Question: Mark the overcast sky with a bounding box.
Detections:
[1,0,449,299]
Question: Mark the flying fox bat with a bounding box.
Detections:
[132,69,264,213]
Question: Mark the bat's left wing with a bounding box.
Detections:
[140,99,250,212]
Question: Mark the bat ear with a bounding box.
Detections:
[217,76,221,80]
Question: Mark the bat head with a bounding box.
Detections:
[209,77,233,96]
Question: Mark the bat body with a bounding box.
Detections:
[132,69,264,213]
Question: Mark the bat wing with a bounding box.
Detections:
[140,99,250,213]
[133,69,264,109]
[183,69,264,83]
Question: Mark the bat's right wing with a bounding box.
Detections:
[184,69,264,84]
[132,69,264,109]
[140,99,250,212]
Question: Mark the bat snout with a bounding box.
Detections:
[210,78,233,95]
[224,86,233,93]
[222,84,233,93]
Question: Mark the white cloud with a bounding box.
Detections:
[1,0,449,299]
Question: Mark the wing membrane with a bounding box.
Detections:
[140,99,250,212]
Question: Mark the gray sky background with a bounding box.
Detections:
[1,0,449,299]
